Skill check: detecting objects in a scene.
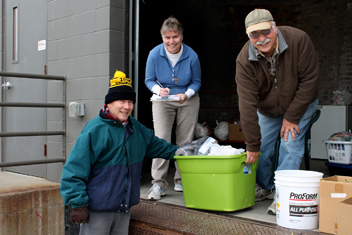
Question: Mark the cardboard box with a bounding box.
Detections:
[228,124,245,141]
[319,175,352,234]
[338,197,352,235]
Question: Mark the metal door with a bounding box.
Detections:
[2,0,48,177]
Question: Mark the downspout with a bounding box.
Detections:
[0,0,4,169]
[130,0,139,120]
[128,0,133,87]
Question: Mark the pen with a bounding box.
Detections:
[156,79,164,88]
[156,79,169,99]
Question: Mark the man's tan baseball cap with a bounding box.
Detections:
[245,9,274,34]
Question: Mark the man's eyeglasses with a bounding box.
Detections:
[248,29,272,39]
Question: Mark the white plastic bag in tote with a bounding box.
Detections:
[197,137,218,155]
[208,144,245,156]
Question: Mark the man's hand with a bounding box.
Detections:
[280,118,300,141]
[246,151,259,164]
[70,206,89,224]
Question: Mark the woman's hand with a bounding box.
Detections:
[175,94,188,104]
[159,88,170,97]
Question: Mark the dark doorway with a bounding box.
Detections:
[137,1,252,133]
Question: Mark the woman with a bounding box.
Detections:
[145,16,201,200]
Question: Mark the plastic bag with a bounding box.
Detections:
[196,137,218,155]
[214,120,229,140]
[332,90,352,106]
[175,136,210,156]
[194,122,211,139]
[208,144,245,156]
[176,136,245,156]
[329,131,352,141]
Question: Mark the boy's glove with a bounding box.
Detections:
[70,206,90,224]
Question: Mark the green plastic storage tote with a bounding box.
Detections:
[174,153,258,212]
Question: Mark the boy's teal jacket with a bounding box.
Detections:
[60,112,178,212]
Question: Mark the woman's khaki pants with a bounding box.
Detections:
[151,94,200,189]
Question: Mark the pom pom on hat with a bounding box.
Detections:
[104,70,136,104]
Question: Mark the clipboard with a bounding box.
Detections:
[150,94,180,101]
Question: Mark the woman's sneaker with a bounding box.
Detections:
[148,184,166,200]
[174,183,183,192]
[255,184,274,202]
[267,199,277,215]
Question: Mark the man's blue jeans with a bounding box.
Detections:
[256,99,319,191]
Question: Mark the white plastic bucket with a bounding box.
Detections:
[275,170,323,230]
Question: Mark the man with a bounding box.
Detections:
[235,9,319,215]
[60,70,178,234]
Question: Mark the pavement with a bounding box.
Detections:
[139,158,331,233]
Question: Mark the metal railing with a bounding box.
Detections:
[0,71,66,167]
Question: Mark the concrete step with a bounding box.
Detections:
[0,171,64,235]
[130,199,327,235]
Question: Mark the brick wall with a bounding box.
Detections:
[272,0,352,105]
[187,0,352,131]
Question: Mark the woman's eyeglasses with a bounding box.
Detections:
[248,29,272,39]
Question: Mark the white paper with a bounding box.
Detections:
[150,94,180,101]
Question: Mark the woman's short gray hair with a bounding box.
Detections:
[160,16,183,36]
